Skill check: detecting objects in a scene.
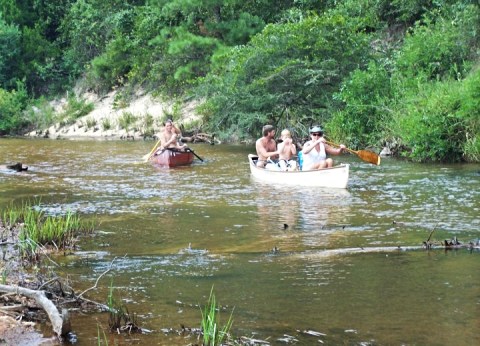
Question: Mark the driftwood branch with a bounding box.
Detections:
[182,133,220,145]
[77,255,120,299]
[0,284,66,338]
[294,242,480,260]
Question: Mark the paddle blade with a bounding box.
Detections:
[356,150,381,165]
[142,139,161,162]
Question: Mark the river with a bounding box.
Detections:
[1,138,479,345]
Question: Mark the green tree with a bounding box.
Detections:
[0,81,28,135]
[199,13,371,139]
[0,16,20,88]
[327,62,392,148]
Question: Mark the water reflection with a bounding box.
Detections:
[253,181,353,249]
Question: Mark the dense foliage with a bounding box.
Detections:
[0,0,479,162]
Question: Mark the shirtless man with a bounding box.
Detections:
[277,129,297,171]
[255,124,279,169]
[155,119,187,153]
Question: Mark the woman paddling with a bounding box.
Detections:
[301,125,345,170]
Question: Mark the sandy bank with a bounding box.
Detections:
[26,90,201,140]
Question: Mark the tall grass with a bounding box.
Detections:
[97,324,109,346]
[200,287,234,346]
[118,112,137,131]
[106,280,139,333]
[0,200,95,261]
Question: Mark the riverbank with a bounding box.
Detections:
[25,89,202,141]
[0,221,59,345]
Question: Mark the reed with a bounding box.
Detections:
[200,286,234,346]
[0,200,95,261]
[107,280,125,331]
[106,280,138,332]
[2,206,21,228]
[97,324,109,346]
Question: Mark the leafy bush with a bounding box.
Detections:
[102,117,112,131]
[394,4,479,82]
[22,96,56,131]
[392,68,480,162]
[0,18,21,88]
[87,35,134,93]
[327,62,392,147]
[0,82,29,135]
[56,95,94,125]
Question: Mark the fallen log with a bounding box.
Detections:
[294,242,480,259]
[181,132,220,145]
[0,284,69,339]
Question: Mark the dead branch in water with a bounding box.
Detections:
[295,240,480,260]
[77,256,120,299]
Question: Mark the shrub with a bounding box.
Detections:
[118,112,137,130]
[392,69,479,162]
[56,95,94,125]
[102,117,112,131]
[0,82,29,135]
[327,62,392,147]
[394,5,479,82]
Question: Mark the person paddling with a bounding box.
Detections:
[301,125,345,170]
[155,119,187,154]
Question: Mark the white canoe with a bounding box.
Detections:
[248,154,349,188]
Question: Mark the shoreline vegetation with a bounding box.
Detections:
[1,1,478,163]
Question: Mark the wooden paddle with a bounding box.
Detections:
[185,147,204,162]
[325,140,381,165]
[142,139,161,162]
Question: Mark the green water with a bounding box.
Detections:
[1,138,479,345]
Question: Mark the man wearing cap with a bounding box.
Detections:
[301,126,345,170]
[255,124,280,169]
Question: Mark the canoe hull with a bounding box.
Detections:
[248,154,349,188]
[151,150,194,167]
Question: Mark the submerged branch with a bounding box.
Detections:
[296,242,480,259]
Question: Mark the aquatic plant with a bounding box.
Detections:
[0,200,95,261]
[200,286,234,346]
[2,205,21,228]
[97,324,109,345]
[106,280,140,333]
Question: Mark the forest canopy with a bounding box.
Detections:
[0,0,479,162]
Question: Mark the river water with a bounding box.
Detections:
[0,138,479,345]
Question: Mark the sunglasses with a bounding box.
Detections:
[311,133,323,136]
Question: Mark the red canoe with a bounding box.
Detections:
[150,149,194,167]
